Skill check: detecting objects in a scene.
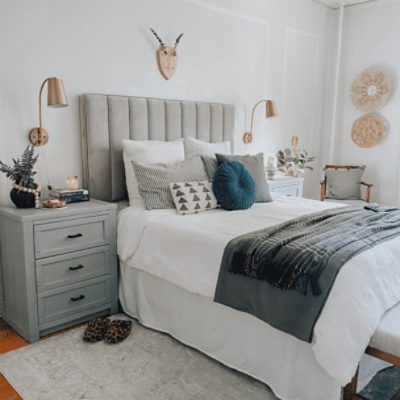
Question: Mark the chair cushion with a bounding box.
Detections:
[370,303,400,358]
[325,167,365,200]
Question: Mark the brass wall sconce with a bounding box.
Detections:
[243,99,278,144]
[29,77,68,146]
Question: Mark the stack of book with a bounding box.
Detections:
[49,188,90,203]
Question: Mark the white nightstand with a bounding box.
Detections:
[268,176,304,198]
[0,200,118,343]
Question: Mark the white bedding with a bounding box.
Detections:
[118,196,400,387]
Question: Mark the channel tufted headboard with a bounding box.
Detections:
[80,94,235,202]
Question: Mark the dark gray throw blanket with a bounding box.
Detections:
[214,204,400,342]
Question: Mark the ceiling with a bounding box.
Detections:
[314,0,379,8]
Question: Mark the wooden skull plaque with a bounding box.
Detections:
[157,47,177,80]
[150,28,183,81]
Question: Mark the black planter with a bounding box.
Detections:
[10,184,38,208]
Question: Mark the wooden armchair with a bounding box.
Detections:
[320,165,373,203]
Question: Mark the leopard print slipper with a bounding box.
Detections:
[83,317,111,342]
[104,319,132,344]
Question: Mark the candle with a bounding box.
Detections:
[66,176,79,190]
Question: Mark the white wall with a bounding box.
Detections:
[0,0,332,311]
[0,0,333,205]
[332,0,400,205]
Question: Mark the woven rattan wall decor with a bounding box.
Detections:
[351,113,385,149]
[350,67,391,148]
[350,68,392,112]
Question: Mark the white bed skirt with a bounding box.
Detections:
[119,262,387,400]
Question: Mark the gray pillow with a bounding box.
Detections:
[201,155,218,180]
[132,156,209,209]
[215,153,272,202]
[325,167,365,200]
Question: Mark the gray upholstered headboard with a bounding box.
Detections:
[80,94,235,202]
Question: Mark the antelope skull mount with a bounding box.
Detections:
[150,28,184,80]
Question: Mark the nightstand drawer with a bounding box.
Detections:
[38,277,111,325]
[36,246,110,292]
[270,186,299,197]
[34,215,109,258]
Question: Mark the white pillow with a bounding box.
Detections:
[123,139,184,206]
[184,137,231,159]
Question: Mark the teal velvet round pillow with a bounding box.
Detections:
[212,161,256,210]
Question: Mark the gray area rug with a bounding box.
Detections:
[0,317,276,400]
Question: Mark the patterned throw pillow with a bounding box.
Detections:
[201,155,218,180]
[170,181,218,215]
[132,156,208,210]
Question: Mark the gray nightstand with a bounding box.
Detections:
[0,200,118,343]
[268,176,304,197]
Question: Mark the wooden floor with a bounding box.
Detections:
[0,319,27,400]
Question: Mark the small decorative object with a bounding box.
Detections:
[351,113,385,148]
[66,175,79,190]
[267,168,278,180]
[266,153,277,169]
[243,99,278,144]
[29,77,68,146]
[150,28,184,80]
[265,153,278,180]
[277,135,315,177]
[266,169,277,180]
[350,68,391,112]
[291,135,300,153]
[42,199,67,209]
[0,145,41,208]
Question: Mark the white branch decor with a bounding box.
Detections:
[350,68,392,112]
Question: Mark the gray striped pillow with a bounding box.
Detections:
[131,156,209,209]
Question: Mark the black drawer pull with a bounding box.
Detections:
[70,294,85,302]
[69,264,84,271]
[67,233,83,239]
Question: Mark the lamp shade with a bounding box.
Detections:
[47,77,68,107]
[28,76,68,146]
[265,100,278,118]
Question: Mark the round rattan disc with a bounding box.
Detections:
[351,113,385,148]
[350,68,391,112]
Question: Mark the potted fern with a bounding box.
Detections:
[0,145,41,208]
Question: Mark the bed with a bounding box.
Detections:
[80,94,399,400]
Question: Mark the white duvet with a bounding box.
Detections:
[118,196,400,386]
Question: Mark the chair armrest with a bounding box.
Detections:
[360,181,373,188]
[320,181,326,201]
[360,182,373,203]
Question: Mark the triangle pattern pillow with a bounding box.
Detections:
[170,181,218,215]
